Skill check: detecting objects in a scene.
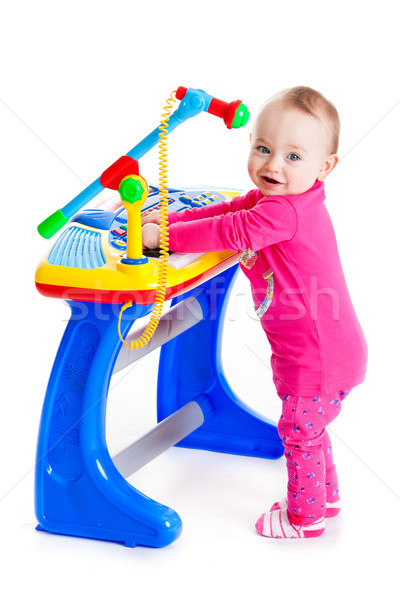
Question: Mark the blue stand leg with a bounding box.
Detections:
[157,265,284,459]
[35,301,183,548]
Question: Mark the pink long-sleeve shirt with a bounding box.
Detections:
[168,181,367,396]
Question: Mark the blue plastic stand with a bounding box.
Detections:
[158,264,283,459]
[35,264,283,549]
[35,301,182,548]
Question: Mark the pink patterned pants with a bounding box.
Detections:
[277,389,350,524]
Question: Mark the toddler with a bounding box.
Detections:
[142,87,368,539]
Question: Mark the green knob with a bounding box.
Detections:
[37,209,69,238]
[231,102,250,129]
[119,177,145,204]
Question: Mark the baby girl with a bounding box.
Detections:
[142,86,367,539]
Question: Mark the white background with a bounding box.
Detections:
[1,1,399,597]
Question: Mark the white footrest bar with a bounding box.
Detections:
[112,401,205,477]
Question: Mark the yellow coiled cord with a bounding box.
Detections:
[118,91,177,350]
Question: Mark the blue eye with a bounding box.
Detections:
[258,146,270,154]
[288,153,300,161]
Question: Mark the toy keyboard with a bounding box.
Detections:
[35,186,241,305]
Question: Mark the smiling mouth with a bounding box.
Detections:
[263,176,282,185]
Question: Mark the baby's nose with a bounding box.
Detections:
[264,154,281,172]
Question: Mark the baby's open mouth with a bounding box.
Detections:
[263,176,281,184]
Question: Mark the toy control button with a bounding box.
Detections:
[179,194,192,205]
[113,228,126,236]
[113,239,126,248]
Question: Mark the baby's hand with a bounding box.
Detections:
[142,223,161,249]
[141,210,160,225]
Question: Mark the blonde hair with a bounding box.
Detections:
[268,86,340,154]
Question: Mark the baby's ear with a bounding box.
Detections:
[249,133,252,143]
[317,154,339,181]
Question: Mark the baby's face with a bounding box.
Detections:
[247,100,337,196]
